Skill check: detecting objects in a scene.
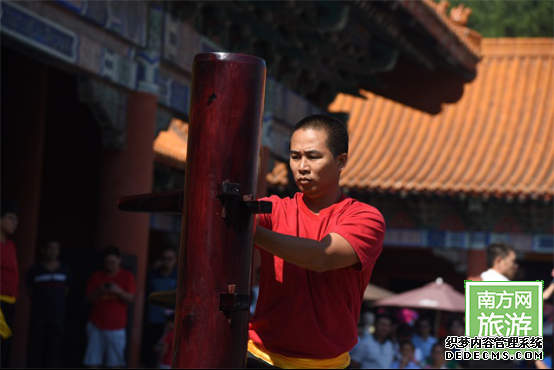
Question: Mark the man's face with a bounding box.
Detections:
[1,212,19,236]
[289,128,346,199]
[417,320,431,337]
[448,320,464,337]
[374,317,392,339]
[498,251,518,280]
[103,254,121,275]
[43,241,61,261]
[400,343,415,359]
[160,250,177,272]
[431,345,445,364]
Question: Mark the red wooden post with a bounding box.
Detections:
[173,53,266,368]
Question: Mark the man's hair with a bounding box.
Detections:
[1,199,19,217]
[486,243,515,268]
[103,245,121,258]
[374,313,394,325]
[446,317,463,331]
[292,114,348,157]
[40,238,60,248]
[399,340,415,351]
[431,343,445,352]
[415,317,432,329]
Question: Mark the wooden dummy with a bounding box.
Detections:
[118,53,269,368]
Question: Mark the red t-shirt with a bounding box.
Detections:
[86,268,136,330]
[0,238,19,298]
[248,193,385,359]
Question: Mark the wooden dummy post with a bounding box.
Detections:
[118,53,269,368]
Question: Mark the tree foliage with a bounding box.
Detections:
[443,0,553,37]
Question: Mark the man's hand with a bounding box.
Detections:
[254,226,360,273]
[86,284,108,303]
[106,283,135,304]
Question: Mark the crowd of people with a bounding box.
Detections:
[349,308,553,369]
[0,199,179,368]
[349,311,463,369]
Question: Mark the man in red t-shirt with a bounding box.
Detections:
[1,200,20,368]
[248,114,386,369]
[83,246,136,368]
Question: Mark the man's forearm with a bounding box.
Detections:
[255,226,328,272]
[254,226,359,272]
[118,291,135,304]
[86,288,103,303]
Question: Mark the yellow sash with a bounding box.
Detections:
[0,295,16,339]
[248,339,350,369]
[0,295,16,304]
[0,308,12,339]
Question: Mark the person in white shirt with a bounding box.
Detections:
[472,244,519,368]
[480,243,518,281]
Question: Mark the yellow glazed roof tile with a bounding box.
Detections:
[268,39,553,201]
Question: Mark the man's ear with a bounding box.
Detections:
[493,255,503,267]
[337,153,348,171]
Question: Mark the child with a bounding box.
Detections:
[391,341,421,369]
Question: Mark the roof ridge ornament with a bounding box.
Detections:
[449,4,472,27]
[436,0,450,16]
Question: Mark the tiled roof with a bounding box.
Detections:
[269,39,554,201]
[153,118,188,171]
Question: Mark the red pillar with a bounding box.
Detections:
[4,61,49,368]
[467,250,487,280]
[95,91,157,368]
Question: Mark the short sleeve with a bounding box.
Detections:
[125,270,137,294]
[329,204,385,272]
[86,272,101,294]
[257,195,282,230]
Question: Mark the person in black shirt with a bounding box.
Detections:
[26,238,72,368]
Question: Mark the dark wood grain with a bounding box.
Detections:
[173,53,266,368]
